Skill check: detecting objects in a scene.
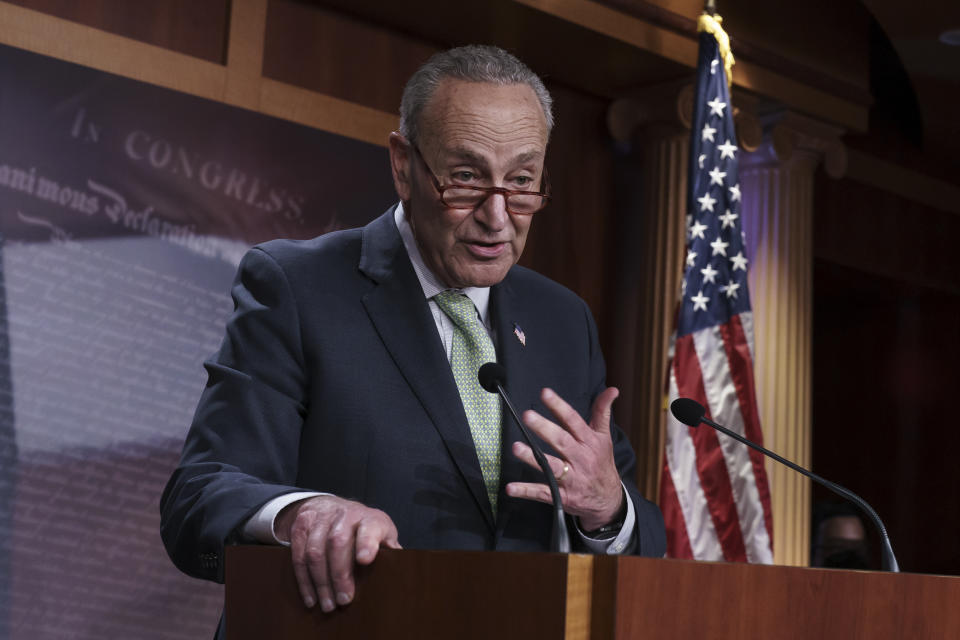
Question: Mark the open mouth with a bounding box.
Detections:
[466,241,506,257]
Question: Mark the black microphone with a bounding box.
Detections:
[670,397,900,572]
[479,362,571,553]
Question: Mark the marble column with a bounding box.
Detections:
[739,111,845,566]
[606,82,692,499]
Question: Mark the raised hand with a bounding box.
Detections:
[505,387,624,531]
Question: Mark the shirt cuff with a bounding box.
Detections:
[575,483,636,555]
[241,491,326,546]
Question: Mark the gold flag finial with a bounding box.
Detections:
[697,12,735,88]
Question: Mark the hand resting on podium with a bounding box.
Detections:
[275,494,402,613]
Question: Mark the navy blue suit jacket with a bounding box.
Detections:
[160,207,665,582]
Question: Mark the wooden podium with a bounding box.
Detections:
[225,546,960,639]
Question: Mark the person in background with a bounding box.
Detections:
[811,502,871,569]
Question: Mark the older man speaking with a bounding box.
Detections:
[161,44,665,624]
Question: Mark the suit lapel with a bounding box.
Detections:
[490,273,541,538]
[359,209,495,531]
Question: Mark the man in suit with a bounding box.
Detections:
[161,45,665,618]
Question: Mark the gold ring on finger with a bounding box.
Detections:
[556,463,570,484]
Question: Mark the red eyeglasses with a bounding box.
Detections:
[410,144,551,215]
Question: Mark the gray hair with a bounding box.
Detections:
[399,45,554,145]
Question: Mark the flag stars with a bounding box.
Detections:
[717,139,738,160]
[720,280,741,299]
[730,251,748,271]
[690,220,708,240]
[700,263,719,284]
[691,290,710,312]
[708,166,727,186]
[710,237,729,257]
[707,97,727,117]
[681,56,754,326]
[719,209,738,229]
[698,192,717,212]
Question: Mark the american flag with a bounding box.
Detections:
[659,17,774,563]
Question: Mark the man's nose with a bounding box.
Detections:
[473,190,509,231]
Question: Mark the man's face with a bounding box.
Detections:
[389,79,548,289]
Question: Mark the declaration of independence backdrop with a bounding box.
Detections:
[0,42,397,638]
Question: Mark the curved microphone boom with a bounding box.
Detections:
[479,362,571,553]
[670,397,899,572]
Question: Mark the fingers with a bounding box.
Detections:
[511,441,567,477]
[539,388,592,441]
[522,408,578,458]
[290,520,321,609]
[325,511,359,608]
[511,387,622,522]
[355,517,400,565]
[505,481,565,505]
[589,387,619,435]
[290,509,334,611]
[287,496,399,613]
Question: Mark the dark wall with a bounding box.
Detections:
[813,171,960,575]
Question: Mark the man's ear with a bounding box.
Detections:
[388,132,412,202]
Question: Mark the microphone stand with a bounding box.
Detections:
[481,364,570,553]
[679,403,899,572]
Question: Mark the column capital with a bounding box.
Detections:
[607,79,693,144]
[608,80,764,153]
[741,108,848,178]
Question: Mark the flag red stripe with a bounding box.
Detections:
[673,333,748,562]
[660,456,694,559]
[720,315,775,546]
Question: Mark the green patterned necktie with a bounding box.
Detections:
[433,290,502,514]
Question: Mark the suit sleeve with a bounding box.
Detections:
[582,299,667,558]
[160,246,311,582]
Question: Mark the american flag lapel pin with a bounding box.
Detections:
[513,322,526,347]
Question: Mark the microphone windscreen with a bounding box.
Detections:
[671,397,706,427]
[478,362,507,393]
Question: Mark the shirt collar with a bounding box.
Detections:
[395,202,490,320]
